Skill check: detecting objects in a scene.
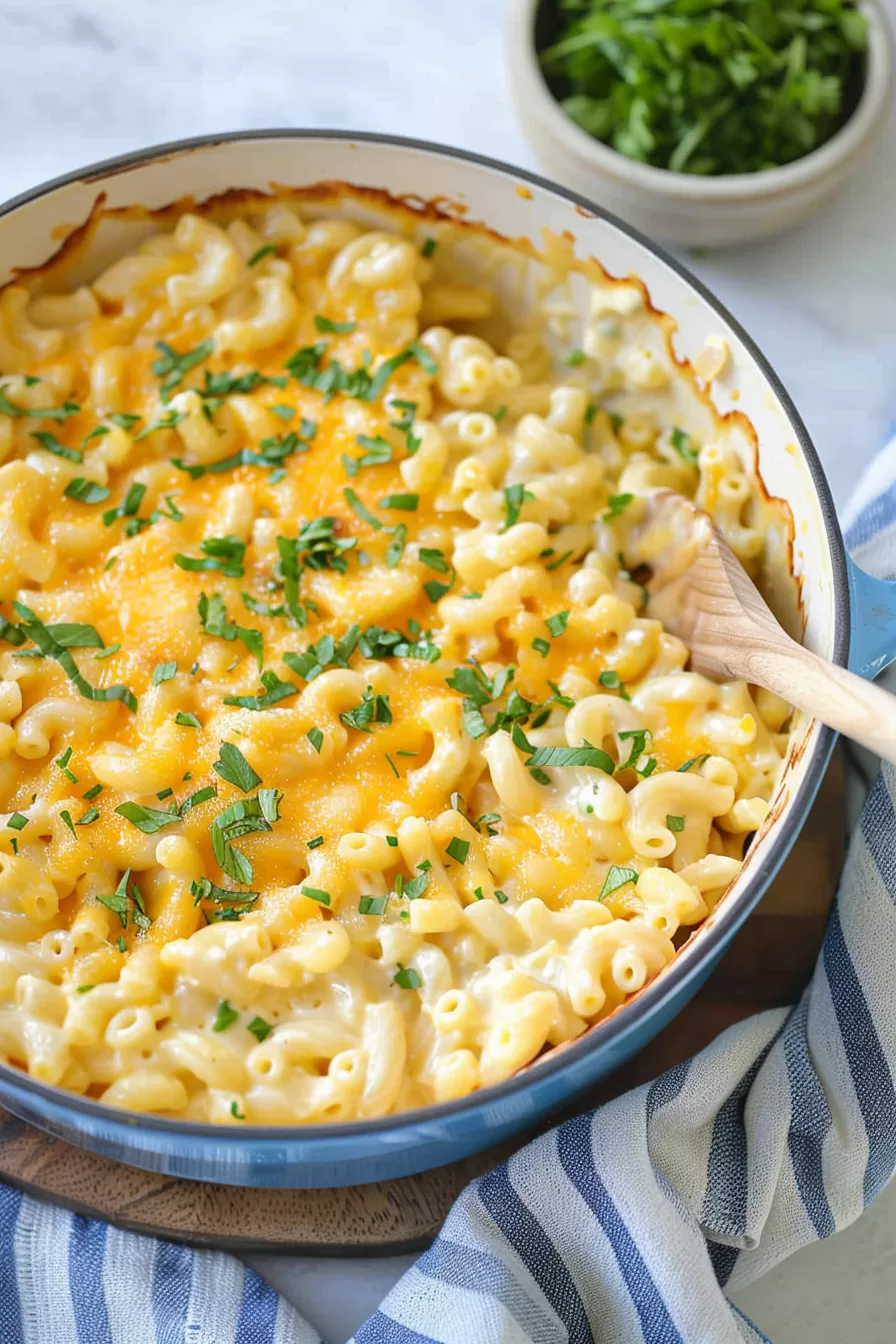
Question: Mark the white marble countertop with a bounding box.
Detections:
[2,1,895,1339]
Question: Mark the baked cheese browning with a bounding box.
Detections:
[0,207,791,1122]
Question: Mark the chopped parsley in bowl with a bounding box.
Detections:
[537,0,870,176]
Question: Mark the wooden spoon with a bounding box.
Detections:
[637,491,896,765]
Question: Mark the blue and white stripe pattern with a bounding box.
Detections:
[0,1184,322,1344]
[3,445,896,1343]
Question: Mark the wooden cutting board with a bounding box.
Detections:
[0,753,846,1254]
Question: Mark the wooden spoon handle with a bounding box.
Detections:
[734,636,896,765]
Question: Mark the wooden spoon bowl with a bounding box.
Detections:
[639,491,896,764]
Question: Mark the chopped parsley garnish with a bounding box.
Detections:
[174,425,312,478]
[402,864,431,901]
[677,754,710,773]
[212,999,239,1032]
[618,728,652,771]
[83,784,103,801]
[115,802,179,834]
[599,866,639,901]
[340,686,392,732]
[31,430,82,462]
[64,478,110,504]
[109,412,142,431]
[545,610,570,638]
[200,368,287,402]
[493,404,508,422]
[60,810,75,835]
[97,868,150,930]
[152,493,184,523]
[306,726,324,753]
[179,790,216,819]
[223,669,300,711]
[7,814,27,831]
[283,626,361,681]
[248,243,279,266]
[76,984,95,994]
[424,568,455,603]
[292,515,357,574]
[501,483,535,531]
[12,603,137,713]
[174,535,246,577]
[209,790,282,884]
[285,340,435,403]
[357,624,439,663]
[42,623,104,648]
[421,238,438,258]
[314,315,357,334]
[603,493,633,521]
[545,549,575,572]
[55,747,77,783]
[526,743,615,774]
[174,710,201,728]
[378,492,418,512]
[101,486,147,537]
[385,835,399,847]
[343,488,382,530]
[198,593,263,668]
[446,662,568,746]
[247,1016,273,1042]
[666,814,685,832]
[0,388,80,421]
[670,426,699,465]
[307,835,324,850]
[153,661,177,685]
[393,965,422,990]
[385,523,407,568]
[152,339,215,401]
[343,434,393,476]
[214,741,262,794]
[599,670,621,690]
[390,398,421,455]
[418,547,449,574]
[445,837,470,865]
[495,890,509,904]
[135,409,187,439]
[191,877,258,911]
[531,637,550,657]
[359,894,389,916]
[230,1101,246,1120]
[77,807,100,826]
[565,348,586,366]
[539,0,869,175]
[302,886,331,906]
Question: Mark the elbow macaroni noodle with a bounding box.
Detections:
[0,201,793,1123]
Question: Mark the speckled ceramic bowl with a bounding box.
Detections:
[509,0,893,247]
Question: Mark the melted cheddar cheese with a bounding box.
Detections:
[0,203,792,1123]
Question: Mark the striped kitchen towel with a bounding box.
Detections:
[2,439,896,1343]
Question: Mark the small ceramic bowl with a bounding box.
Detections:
[509,0,893,247]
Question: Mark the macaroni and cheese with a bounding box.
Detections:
[0,201,793,1123]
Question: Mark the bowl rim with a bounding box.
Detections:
[510,0,894,201]
[0,128,846,1145]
